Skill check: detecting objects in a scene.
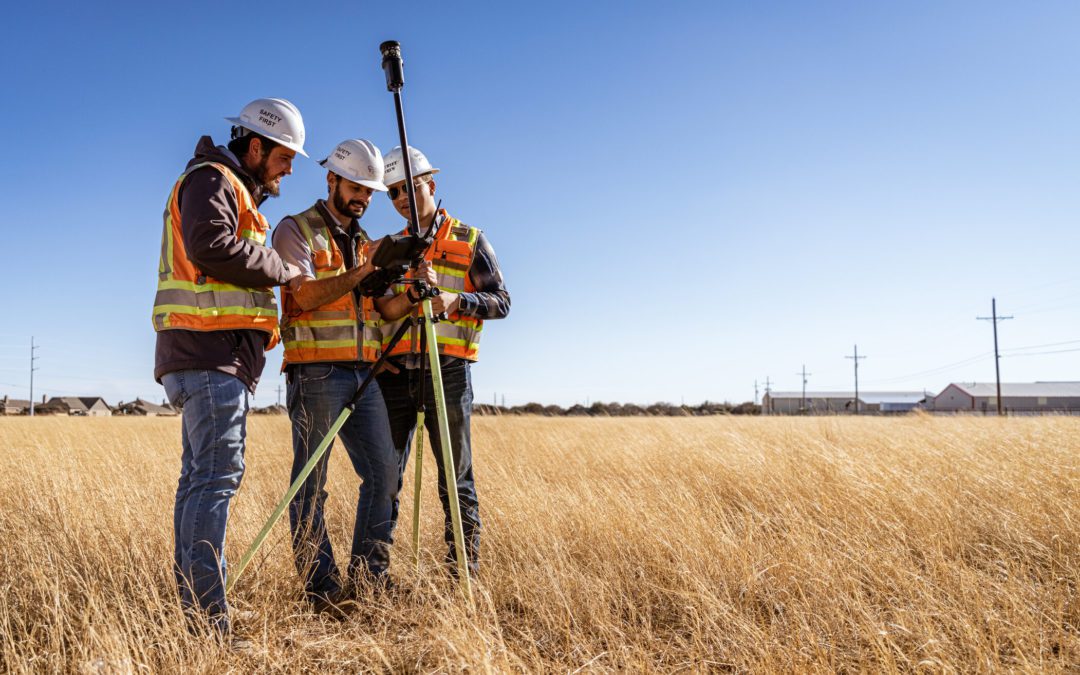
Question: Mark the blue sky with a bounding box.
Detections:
[2,1,1079,407]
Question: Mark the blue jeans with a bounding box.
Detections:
[161,369,249,635]
[286,363,398,598]
[378,359,480,574]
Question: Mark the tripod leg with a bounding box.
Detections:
[411,409,424,572]
[226,405,352,594]
[421,299,473,603]
[227,318,414,595]
[411,314,429,572]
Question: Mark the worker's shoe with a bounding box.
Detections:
[226,635,256,654]
[309,588,358,621]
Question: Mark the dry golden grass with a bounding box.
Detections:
[0,415,1077,672]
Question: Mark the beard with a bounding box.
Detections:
[253,154,281,197]
[331,187,366,220]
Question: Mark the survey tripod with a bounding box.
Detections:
[226,41,474,602]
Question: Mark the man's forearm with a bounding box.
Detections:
[375,292,417,321]
[293,265,371,311]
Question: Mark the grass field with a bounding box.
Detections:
[0,415,1077,672]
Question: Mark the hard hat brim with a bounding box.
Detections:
[224,117,309,157]
[320,159,389,191]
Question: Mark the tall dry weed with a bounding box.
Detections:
[0,416,1076,672]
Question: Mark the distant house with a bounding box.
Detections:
[251,404,287,415]
[1,396,31,415]
[36,396,112,417]
[930,382,1080,414]
[762,391,926,415]
[115,399,177,417]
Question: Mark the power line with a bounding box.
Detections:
[1004,347,1080,358]
[861,352,993,386]
[1001,338,1080,353]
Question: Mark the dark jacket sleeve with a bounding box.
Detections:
[178,167,292,287]
[456,231,511,319]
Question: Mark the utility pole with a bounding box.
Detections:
[29,336,39,417]
[276,384,284,407]
[753,380,759,405]
[845,345,867,415]
[797,365,811,414]
[977,298,1012,416]
[763,376,772,416]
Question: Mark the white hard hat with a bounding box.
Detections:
[226,97,308,157]
[383,146,439,186]
[319,139,387,191]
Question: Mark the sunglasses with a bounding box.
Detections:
[387,178,428,201]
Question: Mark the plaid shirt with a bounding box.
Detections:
[455,229,511,320]
[390,212,510,369]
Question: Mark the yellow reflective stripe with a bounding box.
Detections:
[160,211,175,278]
[157,279,267,293]
[283,339,357,349]
[432,266,466,279]
[153,304,278,317]
[289,319,357,328]
[435,336,468,347]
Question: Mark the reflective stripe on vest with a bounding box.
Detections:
[380,211,483,361]
[151,161,280,347]
[280,205,382,365]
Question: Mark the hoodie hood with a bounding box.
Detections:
[186,136,268,205]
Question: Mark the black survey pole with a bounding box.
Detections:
[380,41,422,238]
[378,40,473,600]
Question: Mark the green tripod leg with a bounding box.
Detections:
[411,409,424,572]
[411,312,429,573]
[226,405,351,594]
[226,317,414,595]
[422,299,473,603]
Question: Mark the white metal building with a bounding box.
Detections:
[762,391,926,415]
[930,382,1080,413]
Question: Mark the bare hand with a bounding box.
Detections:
[283,263,304,292]
[416,260,438,287]
[360,238,382,267]
[429,290,460,315]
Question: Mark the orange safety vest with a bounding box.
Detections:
[280,204,382,365]
[381,211,483,361]
[152,161,280,347]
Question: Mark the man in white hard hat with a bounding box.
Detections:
[375,146,510,577]
[272,139,399,614]
[153,97,307,638]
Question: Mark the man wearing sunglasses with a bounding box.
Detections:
[271,139,399,615]
[375,146,510,577]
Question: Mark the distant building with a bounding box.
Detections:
[36,396,112,417]
[930,382,1080,414]
[762,391,926,415]
[1,396,31,415]
[114,399,177,417]
[251,404,286,415]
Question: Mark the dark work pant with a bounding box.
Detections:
[286,363,398,598]
[378,359,480,573]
